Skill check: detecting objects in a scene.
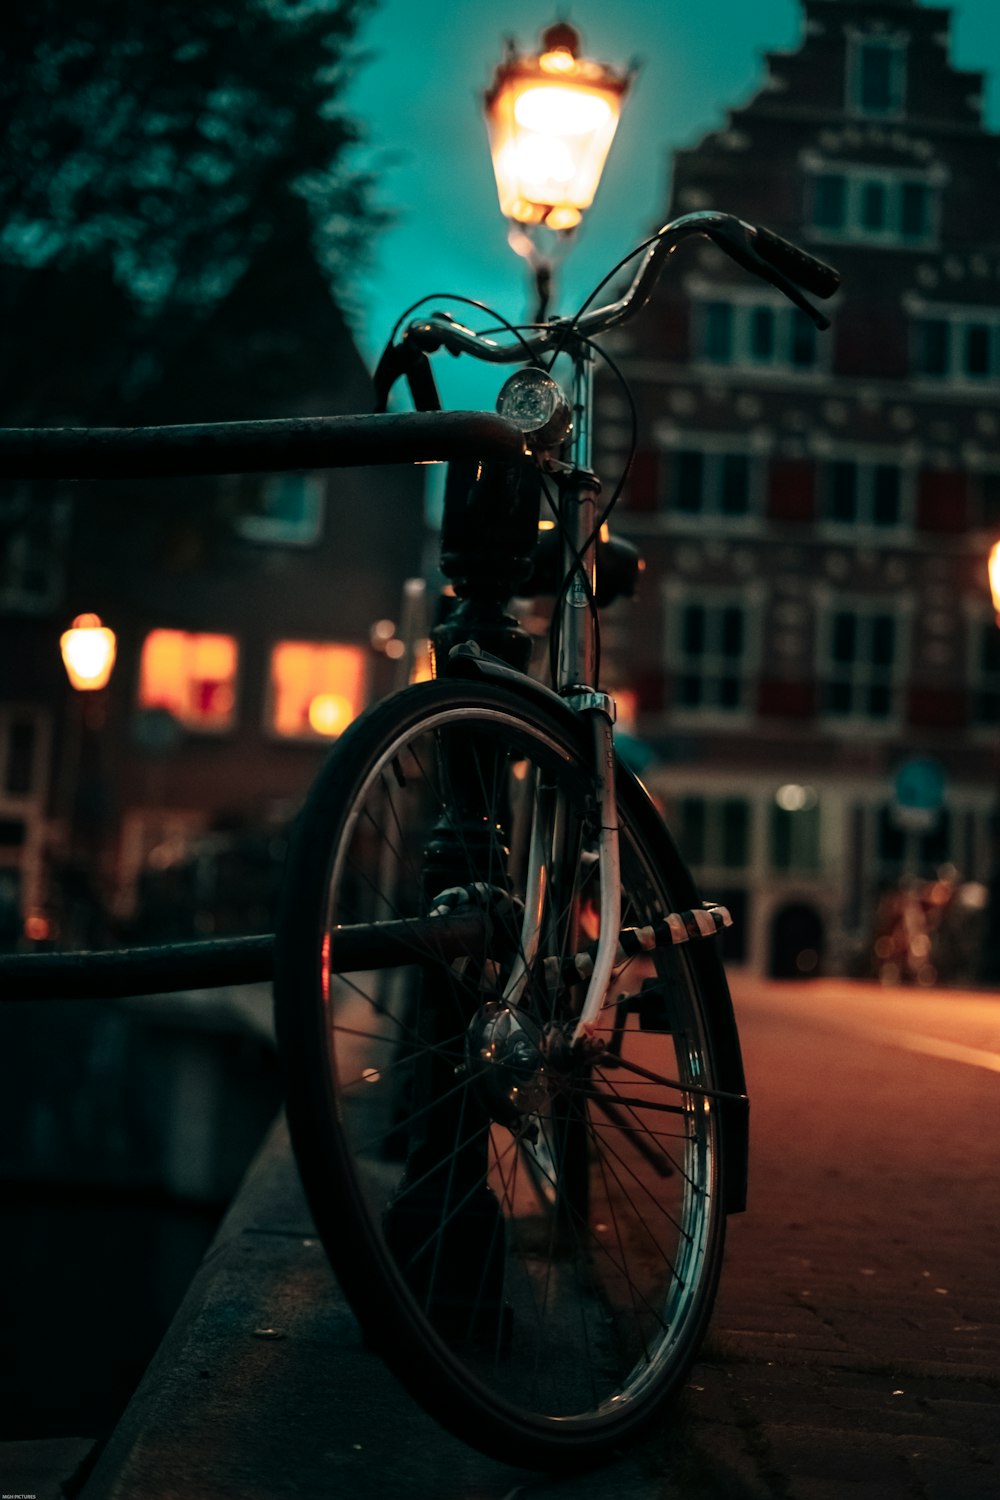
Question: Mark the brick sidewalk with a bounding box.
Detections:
[67,975,1000,1500]
[66,1114,997,1500]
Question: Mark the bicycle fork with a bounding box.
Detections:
[536,426,620,1044]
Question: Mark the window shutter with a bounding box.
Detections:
[634,670,664,712]
[758,680,816,719]
[768,459,816,522]
[906,687,965,729]
[916,469,967,532]
[625,449,659,512]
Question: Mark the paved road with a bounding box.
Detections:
[697,977,1000,1499]
[74,977,999,1500]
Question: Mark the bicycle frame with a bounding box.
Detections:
[1,213,795,1465]
[268,212,833,1465]
[397,209,839,1043]
[0,210,836,1028]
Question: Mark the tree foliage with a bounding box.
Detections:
[0,0,382,423]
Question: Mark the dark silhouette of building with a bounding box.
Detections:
[0,236,424,944]
[596,0,1000,978]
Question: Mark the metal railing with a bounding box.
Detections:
[0,409,522,1001]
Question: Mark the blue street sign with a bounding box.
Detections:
[893,756,946,813]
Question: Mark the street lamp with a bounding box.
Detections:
[59,612,117,692]
[484,22,634,315]
[57,613,118,945]
[989,541,1000,624]
[981,545,1000,982]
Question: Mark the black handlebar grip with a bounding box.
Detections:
[751,227,841,300]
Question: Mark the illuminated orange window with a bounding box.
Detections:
[138,630,239,731]
[269,641,366,739]
[614,687,638,732]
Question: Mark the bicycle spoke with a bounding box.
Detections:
[278,685,729,1447]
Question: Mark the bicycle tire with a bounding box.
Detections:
[275,677,737,1469]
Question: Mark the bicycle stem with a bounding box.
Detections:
[554,344,597,693]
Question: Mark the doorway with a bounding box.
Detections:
[769,902,824,978]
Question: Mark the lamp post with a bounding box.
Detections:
[483,22,634,318]
[58,612,117,945]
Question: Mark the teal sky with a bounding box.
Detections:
[345,0,1000,407]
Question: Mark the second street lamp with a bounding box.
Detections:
[989,540,1000,625]
[58,612,118,945]
[59,613,117,693]
[982,544,1000,982]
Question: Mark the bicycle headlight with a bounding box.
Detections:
[496,368,572,452]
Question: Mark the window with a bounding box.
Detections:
[0,491,71,615]
[848,36,907,118]
[771,787,821,871]
[676,796,750,869]
[808,169,935,247]
[914,312,1000,384]
[236,473,325,545]
[269,641,366,739]
[790,313,818,368]
[673,601,748,713]
[876,803,950,882]
[813,174,846,231]
[703,302,732,361]
[669,449,756,519]
[138,630,238,732]
[5,720,37,796]
[900,182,928,238]
[821,607,898,722]
[663,801,751,962]
[0,712,45,801]
[823,461,903,529]
[750,307,774,360]
[972,472,1000,531]
[698,300,818,371]
[916,319,949,376]
[862,181,886,231]
[971,618,1000,726]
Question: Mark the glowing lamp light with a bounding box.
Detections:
[989,541,1000,623]
[308,692,354,737]
[60,613,117,692]
[484,22,632,231]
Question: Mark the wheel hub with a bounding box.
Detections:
[465,1001,550,1128]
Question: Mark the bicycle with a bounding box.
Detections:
[273,210,840,1468]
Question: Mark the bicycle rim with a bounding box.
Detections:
[276,681,727,1466]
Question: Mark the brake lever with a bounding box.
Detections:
[410,310,476,357]
[372,331,443,413]
[761,271,831,332]
[707,220,835,331]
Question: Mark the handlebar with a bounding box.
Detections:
[750,225,841,300]
[399,211,840,371]
[0,213,840,481]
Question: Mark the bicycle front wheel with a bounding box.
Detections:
[275,678,733,1468]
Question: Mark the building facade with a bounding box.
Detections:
[0,284,425,946]
[595,0,1000,978]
